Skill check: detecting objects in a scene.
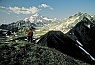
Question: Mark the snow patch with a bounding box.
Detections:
[43,17,53,21]
[23,18,29,22]
[79,46,95,61]
[32,13,39,17]
[84,24,91,29]
[76,40,83,46]
[35,38,40,43]
[29,16,35,23]
[87,24,90,29]
[76,40,95,61]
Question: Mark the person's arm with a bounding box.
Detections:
[28,31,30,36]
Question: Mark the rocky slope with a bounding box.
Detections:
[37,17,95,64]
[33,12,94,38]
[49,12,92,33]
[66,17,95,63]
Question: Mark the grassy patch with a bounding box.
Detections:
[0,41,89,65]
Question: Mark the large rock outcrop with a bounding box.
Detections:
[37,17,95,64]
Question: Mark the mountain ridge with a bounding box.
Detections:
[37,17,95,64]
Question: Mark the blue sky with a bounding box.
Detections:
[0,0,95,24]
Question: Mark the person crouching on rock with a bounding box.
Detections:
[27,28,33,43]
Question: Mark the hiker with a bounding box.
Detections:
[27,28,33,42]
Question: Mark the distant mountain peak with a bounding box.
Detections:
[45,12,94,34]
[32,13,39,17]
[22,13,61,26]
[74,12,83,16]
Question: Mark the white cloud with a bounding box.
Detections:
[39,4,49,8]
[8,6,40,14]
[39,4,53,10]
[0,6,17,14]
[0,4,53,15]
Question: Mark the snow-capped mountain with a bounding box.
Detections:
[33,12,95,38]
[23,13,61,26]
[0,13,61,30]
[0,13,62,38]
[0,12,94,38]
[50,12,93,33]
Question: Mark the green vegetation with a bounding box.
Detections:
[0,41,89,65]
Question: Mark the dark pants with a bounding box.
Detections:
[28,36,32,42]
